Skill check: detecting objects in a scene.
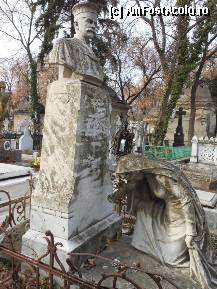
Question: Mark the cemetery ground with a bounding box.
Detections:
[0,207,201,289]
[1,204,217,289]
[0,167,216,289]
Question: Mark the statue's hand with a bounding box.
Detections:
[185,235,194,249]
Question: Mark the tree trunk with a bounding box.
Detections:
[152,77,173,145]
[188,84,197,144]
[28,49,40,133]
[153,65,190,145]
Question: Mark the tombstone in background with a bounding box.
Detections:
[134,121,145,153]
[0,133,21,163]
[173,107,186,147]
[22,1,121,267]
[19,128,33,153]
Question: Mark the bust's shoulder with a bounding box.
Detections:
[53,37,86,48]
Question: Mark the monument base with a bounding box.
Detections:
[22,214,122,268]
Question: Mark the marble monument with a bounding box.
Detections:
[116,155,217,289]
[22,0,121,267]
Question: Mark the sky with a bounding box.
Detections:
[0,0,40,60]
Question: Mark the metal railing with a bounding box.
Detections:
[32,133,43,151]
[0,184,179,289]
[143,145,191,160]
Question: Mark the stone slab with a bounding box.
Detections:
[0,173,34,224]
[204,207,217,231]
[31,80,113,240]
[181,162,217,192]
[196,189,217,208]
[22,214,122,267]
[0,176,31,201]
[0,163,32,180]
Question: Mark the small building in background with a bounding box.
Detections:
[13,98,44,133]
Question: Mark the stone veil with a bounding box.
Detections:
[116,154,217,289]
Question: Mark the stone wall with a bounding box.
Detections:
[190,136,217,165]
[13,113,30,132]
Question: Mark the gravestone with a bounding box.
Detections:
[173,107,186,147]
[0,164,33,223]
[0,136,21,162]
[19,128,33,153]
[22,1,121,267]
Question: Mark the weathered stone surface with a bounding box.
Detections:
[49,38,103,85]
[22,2,121,277]
[204,207,217,231]
[181,162,217,192]
[0,163,31,180]
[30,79,113,239]
[19,128,33,153]
[196,189,217,208]
[22,214,121,267]
[116,154,217,289]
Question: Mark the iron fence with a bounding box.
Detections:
[143,145,191,160]
[0,182,179,289]
[31,133,43,151]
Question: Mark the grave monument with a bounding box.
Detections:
[173,107,186,147]
[116,154,217,289]
[22,0,121,264]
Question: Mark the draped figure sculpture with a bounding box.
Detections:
[116,154,217,289]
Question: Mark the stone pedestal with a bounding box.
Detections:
[22,79,121,265]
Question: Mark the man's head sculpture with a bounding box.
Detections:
[72,1,98,44]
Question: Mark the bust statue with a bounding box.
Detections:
[49,1,103,85]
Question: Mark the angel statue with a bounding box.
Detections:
[115,154,217,289]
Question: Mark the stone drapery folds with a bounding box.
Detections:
[116,154,217,289]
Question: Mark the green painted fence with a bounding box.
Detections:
[143,145,192,160]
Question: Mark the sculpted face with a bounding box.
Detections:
[75,12,97,43]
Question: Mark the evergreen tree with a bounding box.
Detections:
[35,0,119,64]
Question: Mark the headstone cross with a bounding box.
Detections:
[176,107,186,130]
[173,107,186,147]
